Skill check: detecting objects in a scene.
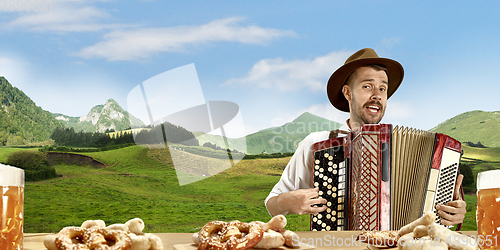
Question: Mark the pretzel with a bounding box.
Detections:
[197,221,263,250]
[253,229,284,249]
[428,224,478,250]
[397,212,435,237]
[225,221,263,250]
[55,227,90,250]
[44,234,59,250]
[357,230,398,247]
[84,227,132,250]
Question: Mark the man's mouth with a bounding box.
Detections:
[366,105,380,113]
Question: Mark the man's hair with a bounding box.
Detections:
[345,64,388,87]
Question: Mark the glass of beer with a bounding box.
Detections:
[0,164,25,250]
[477,169,500,250]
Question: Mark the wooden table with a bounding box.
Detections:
[23,231,479,250]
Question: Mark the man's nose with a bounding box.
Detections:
[371,89,382,100]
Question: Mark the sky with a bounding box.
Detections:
[1,1,500,136]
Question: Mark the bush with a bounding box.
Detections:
[5,151,57,181]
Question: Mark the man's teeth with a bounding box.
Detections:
[367,106,380,113]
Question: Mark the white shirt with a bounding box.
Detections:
[264,121,351,215]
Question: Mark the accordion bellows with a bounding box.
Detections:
[310,124,461,231]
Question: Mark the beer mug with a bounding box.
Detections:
[0,164,25,250]
[477,169,500,250]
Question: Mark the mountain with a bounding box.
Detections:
[430,110,500,147]
[0,77,65,146]
[195,112,342,155]
[53,99,145,133]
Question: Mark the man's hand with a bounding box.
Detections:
[436,174,466,225]
[267,188,327,216]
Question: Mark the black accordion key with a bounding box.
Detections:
[310,145,347,231]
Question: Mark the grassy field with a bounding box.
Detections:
[13,145,308,233]
[1,144,499,233]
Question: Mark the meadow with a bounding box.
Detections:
[1,144,498,233]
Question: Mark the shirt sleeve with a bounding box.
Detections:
[264,131,329,215]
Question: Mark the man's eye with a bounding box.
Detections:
[380,87,387,92]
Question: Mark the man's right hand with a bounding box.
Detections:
[267,187,327,216]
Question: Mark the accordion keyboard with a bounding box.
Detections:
[433,162,460,225]
[311,146,347,231]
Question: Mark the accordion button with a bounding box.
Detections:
[324,153,329,158]
[315,160,320,164]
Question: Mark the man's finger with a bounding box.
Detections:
[437,203,457,214]
[310,204,328,214]
[454,174,464,200]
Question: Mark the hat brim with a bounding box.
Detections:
[327,58,404,112]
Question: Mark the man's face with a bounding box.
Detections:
[342,66,388,129]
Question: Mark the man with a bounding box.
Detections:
[265,48,466,226]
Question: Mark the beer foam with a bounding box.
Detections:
[477,169,500,190]
[0,164,25,187]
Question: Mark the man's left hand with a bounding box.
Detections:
[436,174,466,226]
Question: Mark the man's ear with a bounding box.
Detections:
[342,85,351,101]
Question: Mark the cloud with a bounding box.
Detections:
[225,50,353,92]
[4,2,132,32]
[74,17,297,61]
[0,56,30,89]
[384,99,413,120]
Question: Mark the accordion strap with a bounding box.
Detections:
[329,129,349,139]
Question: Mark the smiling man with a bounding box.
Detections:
[265,48,466,227]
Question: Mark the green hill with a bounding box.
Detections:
[195,112,342,155]
[245,112,341,154]
[430,110,500,147]
[0,77,64,145]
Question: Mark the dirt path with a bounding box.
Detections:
[46,152,107,168]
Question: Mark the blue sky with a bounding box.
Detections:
[1,1,499,136]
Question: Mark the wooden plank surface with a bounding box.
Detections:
[22,231,479,250]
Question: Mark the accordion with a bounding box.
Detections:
[310,124,462,231]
